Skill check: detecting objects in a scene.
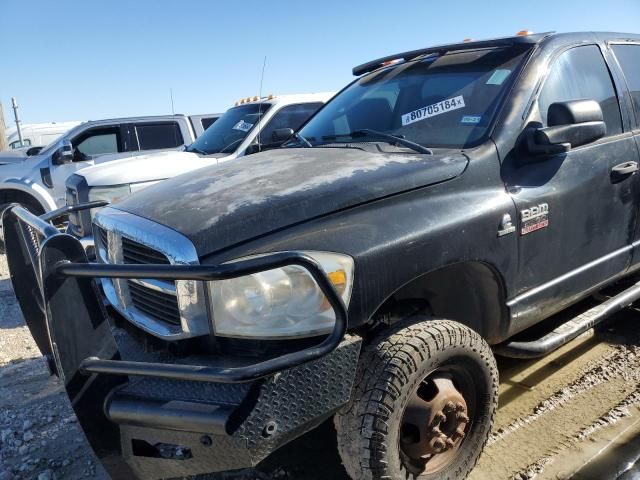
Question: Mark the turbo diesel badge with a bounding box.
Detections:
[520,203,549,235]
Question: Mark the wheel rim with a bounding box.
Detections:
[399,370,474,475]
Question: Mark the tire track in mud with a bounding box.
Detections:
[511,389,640,479]
[489,345,640,446]
[471,342,640,479]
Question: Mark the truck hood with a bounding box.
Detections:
[113,147,468,256]
[0,150,29,165]
[78,150,228,186]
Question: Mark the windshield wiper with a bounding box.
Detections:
[322,129,433,155]
[187,146,208,155]
[293,132,313,148]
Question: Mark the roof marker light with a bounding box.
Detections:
[516,30,533,36]
[463,38,473,43]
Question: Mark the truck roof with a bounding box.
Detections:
[353,31,640,76]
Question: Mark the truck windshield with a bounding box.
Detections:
[187,103,272,155]
[297,45,531,150]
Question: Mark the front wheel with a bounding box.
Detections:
[335,318,498,480]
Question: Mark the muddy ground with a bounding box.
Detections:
[2,253,640,480]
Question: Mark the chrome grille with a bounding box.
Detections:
[93,207,208,340]
[122,237,170,264]
[118,237,180,326]
[96,225,108,251]
[128,280,181,325]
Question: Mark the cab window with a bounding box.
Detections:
[72,127,121,161]
[538,45,622,136]
[611,44,640,126]
[256,103,324,145]
[9,139,31,149]
[135,122,183,150]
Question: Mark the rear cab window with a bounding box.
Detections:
[135,122,184,150]
[611,44,640,128]
[201,116,219,130]
[538,45,622,136]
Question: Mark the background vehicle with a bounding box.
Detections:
[65,93,333,248]
[7,31,640,480]
[4,121,81,151]
[0,113,220,237]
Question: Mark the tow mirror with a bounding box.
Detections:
[52,139,74,165]
[272,128,294,143]
[525,100,606,156]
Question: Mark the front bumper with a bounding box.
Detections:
[3,204,360,479]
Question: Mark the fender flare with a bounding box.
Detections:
[0,179,57,212]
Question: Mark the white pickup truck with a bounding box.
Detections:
[65,93,333,252]
[0,113,220,223]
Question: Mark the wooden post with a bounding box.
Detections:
[0,102,7,151]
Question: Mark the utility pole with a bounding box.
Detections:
[0,102,7,151]
[11,97,24,148]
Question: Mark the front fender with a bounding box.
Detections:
[0,178,57,211]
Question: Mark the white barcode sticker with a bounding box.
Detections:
[232,120,254,132]
[401,95,466,127]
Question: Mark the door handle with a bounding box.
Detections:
[611,161,639,180]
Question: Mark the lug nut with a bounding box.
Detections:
[454,427,466,439]
[444,401,455,412]
[455,402,465,412]
[446,438,456,449]
[456,412,469,423]
[432,438,446,451]
[433,411,446,424]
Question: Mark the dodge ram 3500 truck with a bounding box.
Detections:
[64,93,333,254]
[6,31,640,480]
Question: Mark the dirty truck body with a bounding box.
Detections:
[6,31,640,479]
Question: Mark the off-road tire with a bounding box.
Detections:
[335,318,498,480]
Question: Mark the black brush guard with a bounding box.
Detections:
[3,203,359,479]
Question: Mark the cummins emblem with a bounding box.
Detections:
[520,203,549,235]
[497,213,516,237]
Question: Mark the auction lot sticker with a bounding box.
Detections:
[401,95,465,126]
[233,120,254,132]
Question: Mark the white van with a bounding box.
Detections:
[66,93,334,248]
[5,121,81,150]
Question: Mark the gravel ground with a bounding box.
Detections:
[3,252,640,480]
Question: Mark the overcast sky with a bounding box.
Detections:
[2,0,639,125]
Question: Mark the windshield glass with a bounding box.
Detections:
[297,45,530,150]
[187,103,272,155]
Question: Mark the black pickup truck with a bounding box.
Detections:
[5,31,640,480]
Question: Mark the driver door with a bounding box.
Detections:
[503,44,640,330]
[49,125,125,206]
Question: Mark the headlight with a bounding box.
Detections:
[208,251,354,339]
[88,185,132,205]
[87,182,159,219]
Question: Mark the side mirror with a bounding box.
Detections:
[525,100,606,156]
[272,128,294,143]
[245,144,261,155]
[26,146,43,156]
[52,139,74,165]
